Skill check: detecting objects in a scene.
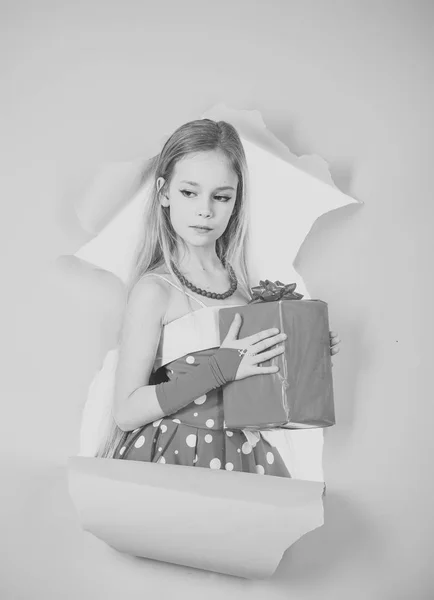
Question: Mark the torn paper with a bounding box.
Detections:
[68,457,325,579]
[61,104,361,577]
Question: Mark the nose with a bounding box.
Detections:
[197,198,213,218]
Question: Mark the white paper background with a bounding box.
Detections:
[1,1,432,597]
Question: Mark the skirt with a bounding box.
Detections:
[114,417,291,478]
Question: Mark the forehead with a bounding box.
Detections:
[173,151,237,185]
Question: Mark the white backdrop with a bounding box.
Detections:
[2,1,433,598]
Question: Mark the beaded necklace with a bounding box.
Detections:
[170,260,238,300]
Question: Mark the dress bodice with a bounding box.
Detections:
[149,273,246,370]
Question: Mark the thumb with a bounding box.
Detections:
[226,313,241,340]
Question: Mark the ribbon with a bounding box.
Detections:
[248,279,304,304]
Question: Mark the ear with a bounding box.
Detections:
[156,177,169,207]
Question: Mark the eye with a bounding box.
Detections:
[215,195,231,202]
[180,190,195,198]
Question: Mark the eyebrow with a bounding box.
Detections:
[180,180,236,191]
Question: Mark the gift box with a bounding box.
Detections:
[218,280,335,430]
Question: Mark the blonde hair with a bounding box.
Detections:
[96,118,252,458]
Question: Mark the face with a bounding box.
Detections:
[157,150,238,249]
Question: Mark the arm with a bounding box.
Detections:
[113,276,170,431]
[113,276,243,432]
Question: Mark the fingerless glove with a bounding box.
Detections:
[155,347,243,416]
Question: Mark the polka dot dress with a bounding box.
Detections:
[113,348,291,478]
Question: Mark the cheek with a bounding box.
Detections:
[168,201,189,228]
[222,202,236,223]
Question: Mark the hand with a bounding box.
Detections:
[329,331,342,366]
[220,313,286,382]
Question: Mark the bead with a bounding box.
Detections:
[186,355,195,364]
[170,260,238,299]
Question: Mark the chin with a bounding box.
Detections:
[189,238,215,247]
[186,230,217,242]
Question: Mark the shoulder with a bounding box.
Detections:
[128,273,171,325]
[132,272,171,301]
[138,268,180,294]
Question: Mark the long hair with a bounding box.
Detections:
[95,119,252,459]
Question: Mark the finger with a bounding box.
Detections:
[252,332,286,353]
[330,338,341,347]
[330,346,340,355]
[256,365,280,374]
[227,313,242,338]
[252,345,285,364]
[248,327,280,346]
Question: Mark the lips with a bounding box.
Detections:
[190,226,212,231]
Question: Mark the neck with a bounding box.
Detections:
[175,247,224,274]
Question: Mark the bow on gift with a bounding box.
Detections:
[248,279,304,303]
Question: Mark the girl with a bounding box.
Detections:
[96,119,341,477]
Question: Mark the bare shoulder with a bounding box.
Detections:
[128,273,171,325]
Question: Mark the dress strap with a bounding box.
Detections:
[146,273,207,308]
